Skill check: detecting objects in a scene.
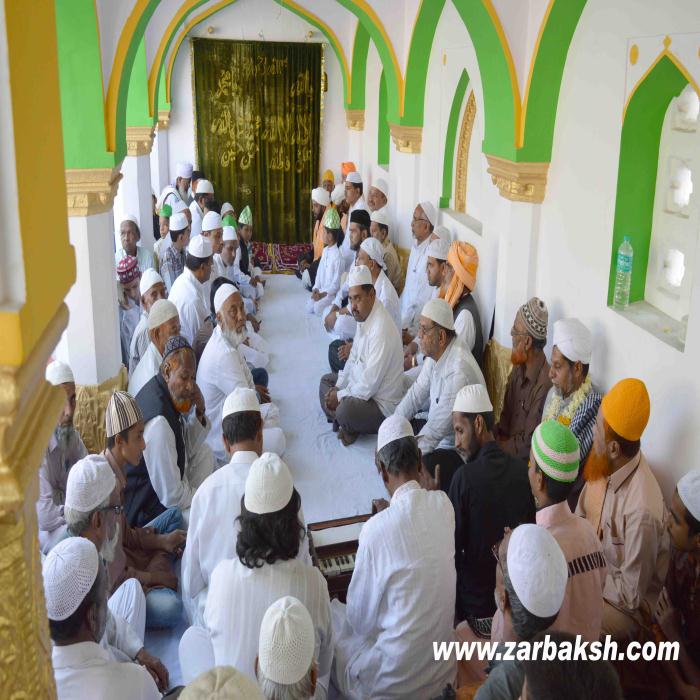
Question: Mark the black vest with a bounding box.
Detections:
[124,373,186,527]
[455,293,484,368]
[239,239,251,276]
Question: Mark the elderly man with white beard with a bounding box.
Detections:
[158,161,193,210]
[197,284,285,465]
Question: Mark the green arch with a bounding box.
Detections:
[439,70,470,209]
[607,56,688,305]
[378,70,390,165]
[126,37,153,129]
[348,23,370,111]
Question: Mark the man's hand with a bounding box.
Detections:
[160,530,186,556]
[338,341,353,362]
[419,462,440,491]
[193,384,206,425]
[338,307,350,316]
[324,310,338,332]
[402,329,414,346]
[256,385,271,403]
[136,648,169,692]
[325,388,340,412]
[311,289,320,301]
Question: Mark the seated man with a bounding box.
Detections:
[319,265,404,445]
[168,235,213,345]
[370,208,403,293]
[115,214,154,272]
[127,336,214,527]
[396,298,485,486]
[129,299,180,397]
[160,211,190,293]
[237,205,265,299]
[197,285,285,465]
[306,207,343,316]
[367,177,388,212]
[189,179,214,238]
[129,269,166,377]
[39,361,88,553]
[153,203,171,267]
[117,255,142,367]
[43,538,161,700]
[333,415,457,698]
[495,297,551,460]
[200,211,225,283]
[159,161,192,209]
[340,171,367,269]
[311,186,330,261]
[577,378,669,642]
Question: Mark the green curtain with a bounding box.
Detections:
[192,38,321,244]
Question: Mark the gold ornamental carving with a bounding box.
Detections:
[126,125,155,157]
[485,154,549,204]
[345,109,365,131]
[65,164,123,217]
[482,338,513,423]
[157,109,171,131]
[455,91,477,213]
[389,123,422,154]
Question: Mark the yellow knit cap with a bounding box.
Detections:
[601,378,650,441]
[322,169,334,183]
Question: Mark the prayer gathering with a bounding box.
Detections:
[3,1,700,698]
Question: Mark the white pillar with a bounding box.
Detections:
[390,146,421,250]
[150,124,170,197]
[115,153,155,249]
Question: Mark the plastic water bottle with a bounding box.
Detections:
[613,235,633,309]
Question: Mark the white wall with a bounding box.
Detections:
[167,0,346,187]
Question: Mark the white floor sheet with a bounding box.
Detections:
[145,273,386,688]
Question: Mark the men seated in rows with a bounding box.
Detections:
[38,361,87,553]
[180,454,333,693]
[445,385,534,639]
[160,211,190,293]
[159,161,192,209]
[168,235,213,345]
[319,265,404,445]
[321,167,335,194]
[115,215,154,272]
[201,211,225,282]
[197,285,285,464]
[544,318,602,508]
[153,203,171,266]
[307,207,343,316]
[129,270,166,376]
[366,177,388,212]
[43,538,162,700]
[311,186,330,261]
[370,208,403,292]
[577,378,669,641]
[127,336,214,527]
[189,179,214,238]
[332,415,457,699]
[495,298,552,460]
[117,255,142,367]
[396,298,485,486]
[340,171,367,269]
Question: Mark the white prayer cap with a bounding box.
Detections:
[377,414,414,452]
[195,179,214,194]
[370,208,390,227]
[176,162,193,179]
[331,183,345,205]
[189,235,212,259]
[678,469,700,521]
[348,264,372,288]
[170,212,188,231]
[371,178,389,197]
[223,226,237,242]
[43,537,99,621]
[507,524,568,618]
[148,299,178,330]
[65,454,116,512]
[244,453,294,515]
[433,225,452,243]
[421,297,454,331]
[346,171,362,184]
[139,268,163,297]
[553,318,592,364]
[427,237,450,261]
[180,666,264,700]
[46,360,74,386]
[419,201,437,226]
[312,187,331,207]
[259,596,315,685]
[221,202,234,216]
[453,384,493,414]
[360,237,385,268]
[222,388,260,419]
[172,199,188,214]
[122,213,139,226]
[202,211,222,232]
[214,284,237,314]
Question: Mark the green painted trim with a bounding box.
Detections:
[377,70,390,165]
[440,70,469,209]
[126,37,154,127]
[401,0,446,126]
[608,56,688,305]
[348,23,370,110]
[154,62,170,115]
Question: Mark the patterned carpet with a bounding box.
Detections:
[251,242,313,273]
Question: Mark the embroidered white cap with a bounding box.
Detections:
[222,387,261,419]
[189,235,212,259]
[244,453,294,514]
[348,264,372,288]
[195,179,214,194]
[421,297,454,331]
[346,171,362,184]
[372,178,389,197]
[179,666,264,699]
[427,237,450,261]
[331,183,345,205]
[223,226,237,242]
[433,225,453,243]
[139,268,163,297]
[312,187,331,207]
[453,384,493,414]
[377,414,415,452]
[221,202,235,216]
[46,360,74,386]
[678,469,700,522]
[360,238,385,268]
[148,299,178,330]
[202,211,222,231]
[122,213,139,227]
[419,201,436,226]
[214,283,237,314]
[370,208,390,227]
[176,162,193,179]
[65,454,116,513]
[169,212,188,231]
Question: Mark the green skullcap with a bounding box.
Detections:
[159,204,172,218]
[322,206,341,229]
[532,420,580,483]
[222,213,237,227]
[238,205,253,226]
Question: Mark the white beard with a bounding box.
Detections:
[55,425,75,451]
[222,325,248,349]
[178,183,189,201]
[100,522,121,563]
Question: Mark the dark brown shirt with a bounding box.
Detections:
[666,548,700,666]
[495,353,551,461]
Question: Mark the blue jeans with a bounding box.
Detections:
[251,367,269,388]
[144,506,183,534]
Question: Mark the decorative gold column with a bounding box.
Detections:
[389,123,422,154]
[125,125,155,157]
[157,109,171,131]
[485,154,550,204]
[345,109,365,130]
[64,164,123,217]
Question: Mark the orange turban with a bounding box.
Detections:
[341,162,356,177]
[601,378,650,441]
[440,241,479,308]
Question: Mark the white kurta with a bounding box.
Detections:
[308,244,343,315]
[455,305,477,354]
[340,196,368,269]
[204,557,333,697]
[333,481,457,700]
[336,298,404,416]
[128,343,162,397]
[168,267,210,344]
[400,237,432,336]
[395,338,485,453]
[128,311,149,377]
[189,201,204,238]
[159,184,186,210]
[115,245,154,273]
[52,642,160,700]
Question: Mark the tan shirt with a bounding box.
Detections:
[382,238,404,293]
[577,451,670,618]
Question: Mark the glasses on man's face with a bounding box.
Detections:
[412,216,429,224]
[99,504,124,516]
[417,323,437,338]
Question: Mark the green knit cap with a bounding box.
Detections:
[222,213,237,227]
[159,203,172,218]
[238,205,253,226]
[322,206,341,229]
[532,420,580,483]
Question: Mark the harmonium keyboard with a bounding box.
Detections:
[308,513,372,602]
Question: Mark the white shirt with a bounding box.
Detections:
[314,244,343,297]
[128,343,162,397]
[52,642,159,700]
[455,306,477,353]
[205,557,333,697]
[159,184,186,210]
[102,609,143,660]
[341,196,368,268]
[400,237,432,335]
[128,311,149,377]
[168,267,210,344]
[189,201,204,238]
[115,246,154,273]
[374,269,401,330]
[334,481,457,700]
[336,298,404,416]
[395,338,485,453]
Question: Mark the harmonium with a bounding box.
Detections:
[308,513,372,602]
